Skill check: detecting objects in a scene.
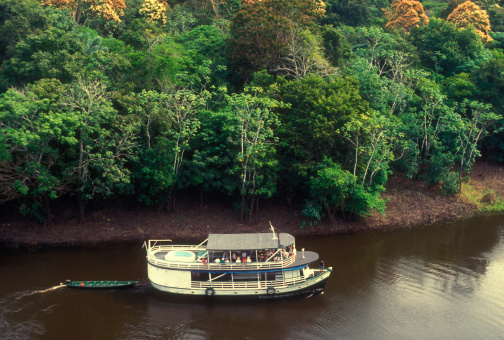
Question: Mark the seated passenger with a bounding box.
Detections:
[246,256,252,263]
[236,257,241,263]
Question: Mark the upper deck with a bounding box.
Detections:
[146,238,318,272]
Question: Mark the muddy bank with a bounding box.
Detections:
[1,162,503,252]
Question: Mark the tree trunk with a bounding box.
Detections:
[200,187,203,216]
[77,192,85,225]
[249,195,255,224]
[241,194,245,220]
[256,197,259,220]
[43,193,52,227]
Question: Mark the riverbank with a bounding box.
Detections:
[1,162,503,251]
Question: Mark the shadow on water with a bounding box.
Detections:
[0,214,503,339]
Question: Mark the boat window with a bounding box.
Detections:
[284,270,300,279]
[211,274,232,282]
[260,272,279,280]
[191,272,210,281]
[233,273,259,281]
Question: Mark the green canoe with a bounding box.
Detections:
[64,280,138,289]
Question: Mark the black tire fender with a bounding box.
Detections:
[267,287,275,295]
[205,287,215,296]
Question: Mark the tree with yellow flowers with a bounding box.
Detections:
[41,0,126,24]
[447,1,493,43]
[139,0,168,26]
[384,0,429,34]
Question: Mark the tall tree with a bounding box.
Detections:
[227,0,325,80]
[272,29,338,79]
[384,0,429,34]
[447,1,493,43]
[132,88,208,211]
[456,100,502,179]
[0,80,69,224]
[41,0,126,24]
[411,18,489,76]
[1,27,86,87]
[226,87,281,220]
[60,76,136,223]
[139,0,168,26]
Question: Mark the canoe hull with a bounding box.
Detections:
[64,281,138,289]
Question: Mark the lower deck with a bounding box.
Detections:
[148,261,332,297]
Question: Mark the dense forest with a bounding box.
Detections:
[1,0,503,226]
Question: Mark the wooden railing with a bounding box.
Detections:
[147,245,296,271]
[190,276,306,290]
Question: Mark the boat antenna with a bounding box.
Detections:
[269,221,278,240]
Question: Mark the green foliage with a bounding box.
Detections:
[411,18,490,76]
[301,200,324,228]
[167,4,197,35]
[1,0,504,224]
[0,0,75,61]
[322,0,389,27]
[60,76,137,202]
[346,184,386,217]
[341,26,425,115]
[190,109,239,194]
[2,26,86,88]
[225,86,282,218]
[0,80,70,219]
[308,157,355,218]
[321,25,352,67]
[227,0,324,80]
[441,171,460,195]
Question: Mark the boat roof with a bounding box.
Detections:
[207,233,295,251]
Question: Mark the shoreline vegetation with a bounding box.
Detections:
[1,162,503,252]
[2,1,504,252]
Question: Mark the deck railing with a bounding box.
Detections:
[147,245,296,271]
[190,276,307,290]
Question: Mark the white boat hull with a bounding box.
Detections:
[148,263,331,298]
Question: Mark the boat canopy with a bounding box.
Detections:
[207,233,295,251]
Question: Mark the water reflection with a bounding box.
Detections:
[0,215,503,339]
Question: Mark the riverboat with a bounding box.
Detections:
[145,227,332,299]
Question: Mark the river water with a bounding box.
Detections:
[1,214,504,339]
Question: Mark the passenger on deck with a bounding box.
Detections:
[246,256,252,263]
[236,257,241,263]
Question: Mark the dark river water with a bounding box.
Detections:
[1,214,504,339]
